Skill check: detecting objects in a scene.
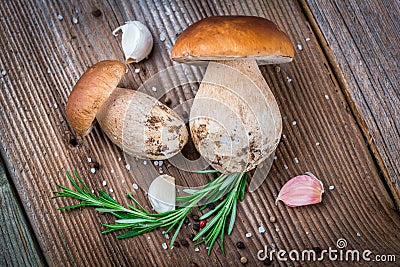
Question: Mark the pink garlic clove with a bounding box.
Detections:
[276,173,324,207]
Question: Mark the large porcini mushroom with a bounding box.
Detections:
[66,60,188,160]
[172,16,294,173]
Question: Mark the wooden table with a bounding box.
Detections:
[1,0,399,266]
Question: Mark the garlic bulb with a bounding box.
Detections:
[148,174,176,213]
[113,21,153,64]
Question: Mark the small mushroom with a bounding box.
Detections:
[172,16,294,173]
[66,60,188,160]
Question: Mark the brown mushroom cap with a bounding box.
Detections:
[171,16,294,65]
[66,60,126,136]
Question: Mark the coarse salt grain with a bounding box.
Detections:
[135,68,140,73]
[87,157,92,163]
[54,103,58,109]
[125,164,131,170]
[72,17,78,24]
[305,37,311,42]
[194,247,200,252]
[109,188,114,193]
[297,44,303,51]
[47,67,51,74]
[165,233,169,239]
[316,142,320,146]
[282,134,286,139]
[324,94,330,100]
[284,164,288,170]
[306,231,309,235]
[91,189,95,194]
[158,161,163,166]
[273,156,278,160]
[102,180,107,186]
[90,168,96,173]
[292,120,297,126]
[276,227,280,232]
[294,157,299,164]
[286,76,292,83]
[154,161,159,166]
[329,185,335,190]
[159,168,163,174]
[143,160,147,165]
[356,232,361,237]
[1,70,6,76]
[118,157,122,161]
[162,243,168,250]
[121,180,125,183]
[151,86,157,92]
[258,226,266,233]
[159,33,166,42]
[111,169,115,173]
[57,14,63,20]
[132,183,139,190]
[245,232,252,238]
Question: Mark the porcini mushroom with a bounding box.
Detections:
[66,60,188,160]
[171,16,294,173]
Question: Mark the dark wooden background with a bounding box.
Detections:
[0,0,399,266]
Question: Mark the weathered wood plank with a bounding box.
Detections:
[0,159,45,266]
[0,0,399,266]
[303,0,400,206]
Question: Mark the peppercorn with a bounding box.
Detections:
[92,162,100,170]
[189,233,195,240]
[191,214,199,221]
[164,97,172,105]
[193,223,200,231]
[69,138,78,147]
[236,241,245,249]
[180,239,189,247]
[184,217,190,224]
[240,257,248,264]
[269,216,276,223]
[91,9,102,18]
[199,220,206,228]
[207,203,216,210]
[173,241,180,248]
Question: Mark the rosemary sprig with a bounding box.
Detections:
[53,170,247,254]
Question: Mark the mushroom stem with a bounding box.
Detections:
[189,60,282,173]
[96,87,188,160]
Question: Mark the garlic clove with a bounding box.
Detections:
[148,174,176,213]
[275,173,324,207]
[113,21,153,64]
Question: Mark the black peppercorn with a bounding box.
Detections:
[92,162,100,170]
[180,239,189,247]
[173,241,180,248]
[189,233,195,240]
[91,9,102,18]
[236,241,245,249]
[69,138,78,147]
[207,203,216,210]
[191,214,199,221]
[193,223,200,231]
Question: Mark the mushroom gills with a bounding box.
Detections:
[96,88,188,160]
[189,60,282,173]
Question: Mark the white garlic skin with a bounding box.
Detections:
[113,21,153,64]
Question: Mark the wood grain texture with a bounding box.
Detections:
[0,0,399,266]
[304,0,400,206]
[0,159,45,266]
